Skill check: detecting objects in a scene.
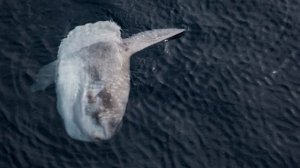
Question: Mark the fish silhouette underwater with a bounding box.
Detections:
[31,21,184,142]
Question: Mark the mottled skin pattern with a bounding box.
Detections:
[32,21,184,142]
[84,42,130,139]
[56,41,130,141]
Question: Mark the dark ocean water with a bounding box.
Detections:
[1,0,300,168]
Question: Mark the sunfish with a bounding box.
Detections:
[31,21,184,142]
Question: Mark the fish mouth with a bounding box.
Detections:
[92,114,123,141]
[102,120,123,140]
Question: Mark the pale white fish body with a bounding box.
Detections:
[57,22,129,141]
[31,21,184,141]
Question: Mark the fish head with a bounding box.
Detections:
[73,85,126,142]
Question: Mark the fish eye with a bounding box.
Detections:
[90,112,103,124]
[94,137,101,141]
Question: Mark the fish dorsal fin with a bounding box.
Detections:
[122,28,185,56]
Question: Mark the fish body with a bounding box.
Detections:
[31,21,184,141]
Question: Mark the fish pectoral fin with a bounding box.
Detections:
[122,28,185,56]
[31,60,57,92]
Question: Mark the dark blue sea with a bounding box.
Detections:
[1,0,300,168]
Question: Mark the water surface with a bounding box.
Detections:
[1,0,300,168]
